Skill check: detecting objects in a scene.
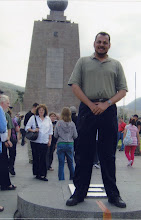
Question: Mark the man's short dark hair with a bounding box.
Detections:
[32,103,39,108]
[133,114,138,118]
[119,116,123,119]
[95,32,110,43]
[0,90,4,94]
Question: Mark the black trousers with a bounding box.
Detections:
[31,142,48,177]
[8,142,17,170]
[20,128,26,145]
[0,143,11,187]
[48,140,56,169]
[73,102,119,200]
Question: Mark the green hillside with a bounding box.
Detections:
[0,81,25,111]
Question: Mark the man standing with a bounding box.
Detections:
[24,103,39,164]
[0,95,16,191]
[66,32,128,208]
[118,117,126,151]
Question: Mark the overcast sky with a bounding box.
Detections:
[0,0,141,106]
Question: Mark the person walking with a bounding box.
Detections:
[24,103,39,164]
[0,101,7,212]
[20,115,26,146]
[7,108,20,175]
[5,108,14,174]
[25,104,53,181]
[0,95,16,191]
[48,112,57,171]
[70,106,78,153]
[124,118,140,166]
[66,32,128,208]
[54,107,78,180]
[117,117,126,151]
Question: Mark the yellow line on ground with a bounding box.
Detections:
[96,200,112,219]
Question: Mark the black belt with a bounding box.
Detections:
[91,98,108,102]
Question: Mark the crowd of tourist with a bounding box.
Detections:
[0,93,141,212]
[0,92,80,212]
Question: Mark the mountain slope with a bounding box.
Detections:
[0,81,25,111]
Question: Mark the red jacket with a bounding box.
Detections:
[118,122,126,132]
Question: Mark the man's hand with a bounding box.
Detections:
[89,102,109,115]
[48,140,51,147]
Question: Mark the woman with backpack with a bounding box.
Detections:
[123,118,140,166]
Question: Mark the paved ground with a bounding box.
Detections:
[0,142,141,219]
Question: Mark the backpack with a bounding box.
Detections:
[123,128,133,146]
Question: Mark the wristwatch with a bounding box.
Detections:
[107,100,112,106]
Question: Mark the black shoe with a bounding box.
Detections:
[0,206,4,212]
[35,175,40,180]
[39,176,48,181]
[66,197,84,206]
[119,149,123,151]
[108,196,126,208]
[1,184,17,191]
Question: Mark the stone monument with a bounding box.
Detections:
[23,0,80,113]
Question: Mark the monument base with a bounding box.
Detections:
[14,181,141,219]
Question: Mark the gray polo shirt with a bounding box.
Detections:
[68,54,128,100]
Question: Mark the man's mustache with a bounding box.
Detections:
[98,47,105,49]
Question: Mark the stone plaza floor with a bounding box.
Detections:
[0,142,141,219]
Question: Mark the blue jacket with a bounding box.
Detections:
[0,106,7,153]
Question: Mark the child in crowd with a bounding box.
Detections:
[123,118,140,166]
[54,107,78,180]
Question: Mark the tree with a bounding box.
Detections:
[15,90,24,111]
[118,107,128,122]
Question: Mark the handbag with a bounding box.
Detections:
[10,128,17,144]
[123,128,133,146]
[25,116,39,141]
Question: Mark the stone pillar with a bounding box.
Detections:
[23,1,80,113]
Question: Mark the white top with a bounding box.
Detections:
[25,115,53,144]
[20,119,24,129]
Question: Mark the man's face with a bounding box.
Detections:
[50,114,56,122]
[94,34,111,56]
[32,106,39,114]
[119,118,123,123]
[2,99,10,111]
[133,116,138,121]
